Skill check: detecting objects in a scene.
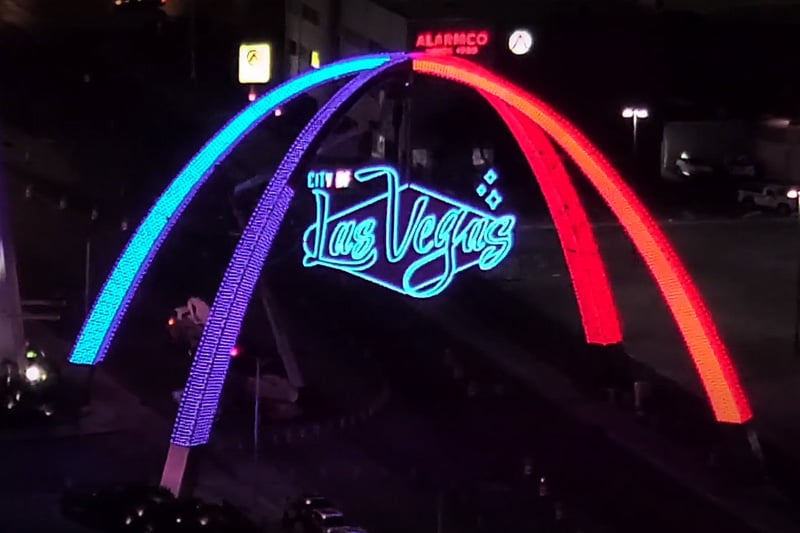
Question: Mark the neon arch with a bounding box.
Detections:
[475,90,621,346]
[69,53,752,448]
[69,52,618,369]
[410,54,751,424]
[172,52,750,443]
[68,53,402,367]
[172,62,406,445]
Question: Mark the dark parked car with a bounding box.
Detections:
[289,493,335,527]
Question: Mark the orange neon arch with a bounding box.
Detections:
[412,54,752,424]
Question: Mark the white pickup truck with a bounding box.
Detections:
[737,184,797,216]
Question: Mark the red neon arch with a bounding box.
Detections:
[479,90,622,345]
[413,54,753,424]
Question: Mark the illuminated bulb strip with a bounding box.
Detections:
[68,54,398,367]
[480,90,621,345]
[171,60,408,447]
[176,184,292,446]
[412,54,752,423]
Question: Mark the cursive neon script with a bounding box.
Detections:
[302,165,516,298]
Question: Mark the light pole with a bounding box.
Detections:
[189,0,197,81]
[787,188,800,357]
[622,106,649,155]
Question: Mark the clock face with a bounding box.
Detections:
[508,30,533,56]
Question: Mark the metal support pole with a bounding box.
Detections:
[161,444,191,497]
[254,356,261,460]
[252,356,261,509]
[436,489,444,533]
[84,238,91,316]
[632,115,639,156]
[794,202,800,358]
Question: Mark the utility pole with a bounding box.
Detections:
[0,158,24,368]
[252,356,261,508]
[436,489,444,533]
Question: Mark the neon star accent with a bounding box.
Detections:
[302,165,516,299]
[67,53,399,366]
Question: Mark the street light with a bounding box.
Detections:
[621,106,649,154]
[787,189,800,357]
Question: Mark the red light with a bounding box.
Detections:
[248,88,257,102]
[168,317,176,327]
[229,346,240,357]
[412,54,753,424]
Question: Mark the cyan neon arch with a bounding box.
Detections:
[69,53,752,448]
[68,53,402,367]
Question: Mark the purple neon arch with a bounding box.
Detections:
[68,54,400,368]
[171,59,409,446]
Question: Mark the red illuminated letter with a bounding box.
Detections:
[476,31,489,45]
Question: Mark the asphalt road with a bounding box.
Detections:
[0,417,172,532]
[262,262,763,532]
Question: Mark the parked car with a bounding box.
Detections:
[676,152,715,178]
[308,508,348,533]
[289,494,334,528]
[737,183,796,215]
